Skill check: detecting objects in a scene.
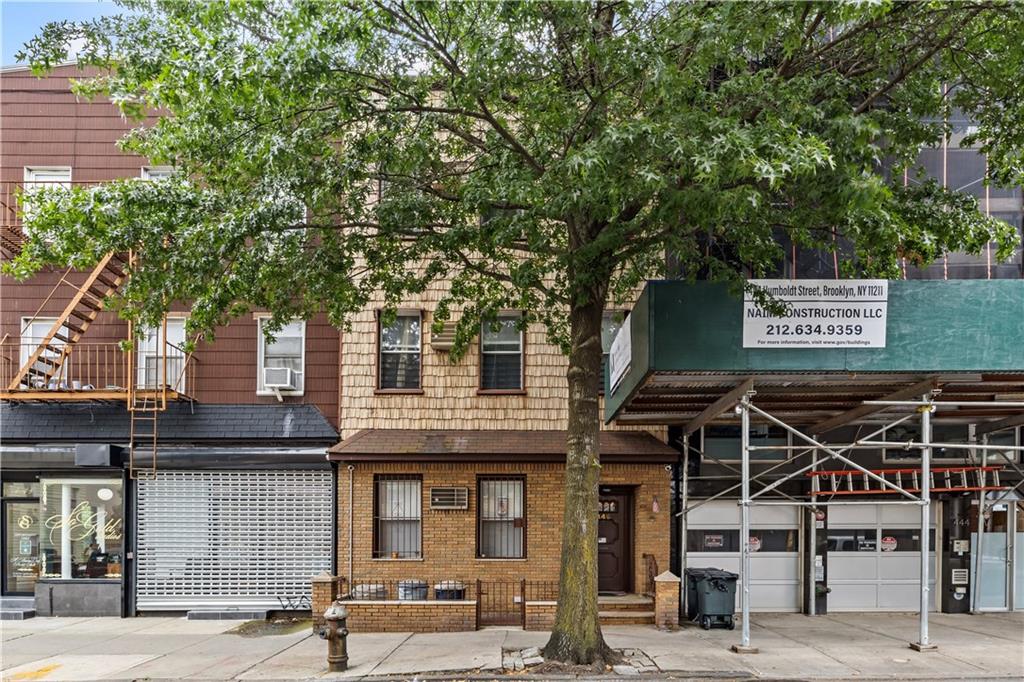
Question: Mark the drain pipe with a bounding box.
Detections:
[347,464,355,586]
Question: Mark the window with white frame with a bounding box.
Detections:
[140,166,174,181]
[136,318,187,392]
[22,167,71,230]
[257,318,305,395]
[378,312,421,390]
[480,313,523,391]
[20,317,69,388]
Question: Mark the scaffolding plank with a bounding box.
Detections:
[682,377,754,435]
[975,412,1024,436]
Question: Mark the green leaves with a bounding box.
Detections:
[7,0,1022,354]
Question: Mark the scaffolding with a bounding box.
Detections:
[677,389,1024,654]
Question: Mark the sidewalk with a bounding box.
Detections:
[2,612,1022,680]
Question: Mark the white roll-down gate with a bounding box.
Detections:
[136,470,332,611]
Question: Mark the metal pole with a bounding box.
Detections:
[680,433,690,621]
[971,436,988,613]
[912,399,937,651]
[808,444,818,617]
[732,396,757,653]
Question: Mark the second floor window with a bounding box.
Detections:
[480,313,523,391]
[257,318,305,395]
[136,318,186,392]
[379,312,421,390]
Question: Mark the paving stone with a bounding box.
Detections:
[612,664,639,675]
[521,646,540,658]
[523,655,544,666]
[513,657,524,670]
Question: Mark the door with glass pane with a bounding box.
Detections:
[1015,502,1023,610]
[970,500,1012,610]
[3,500,40,595]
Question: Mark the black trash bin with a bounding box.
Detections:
[684,567,738,630]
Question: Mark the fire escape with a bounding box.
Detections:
[1,181,195,479]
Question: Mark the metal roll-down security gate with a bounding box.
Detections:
[678,391,1024,654]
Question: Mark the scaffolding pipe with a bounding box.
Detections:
[750,417,914,501]
[914,400,934,650]
[739,396,752,650]
[863,400,1024,408]
[748,403,919,501]
[679,433,690,621]
[854,441,1024,452]
[808,444,817,617]
[971,436,988,614]
[750,500,924,506]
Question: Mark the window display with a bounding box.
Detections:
[39,480,123,579]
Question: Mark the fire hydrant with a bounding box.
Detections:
[318,602,349,672]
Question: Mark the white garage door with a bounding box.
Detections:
[685,500,801,612]
[136,470,332,611]
[827,503,937,611]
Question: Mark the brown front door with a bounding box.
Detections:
[598,488,632,594]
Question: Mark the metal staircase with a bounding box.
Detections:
[7,253,129,391]
[809,465,1007,496]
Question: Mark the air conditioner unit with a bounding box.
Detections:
[430,320,458,352]
[430,486,469,510]
[263,366,298,391]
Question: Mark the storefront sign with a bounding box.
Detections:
[743,279,888,348]
[608,321,631,393]
[44,501,123,543]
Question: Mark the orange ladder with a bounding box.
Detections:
[809,465,1007,496]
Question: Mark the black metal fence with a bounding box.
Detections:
[339,577,565,628]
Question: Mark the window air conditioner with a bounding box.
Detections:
[263,366,298,391]
[430,486,469,510]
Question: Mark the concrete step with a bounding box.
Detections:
[599,610,655,625]
[597,597,654,612]
[186,609,268,621]
[1,609,36,620]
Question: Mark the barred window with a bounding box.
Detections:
[477,477,525,558]
[379,312,421,390]
[480,314,523,391]
[373,475,421,559]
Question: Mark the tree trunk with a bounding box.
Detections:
[543,294,612,664]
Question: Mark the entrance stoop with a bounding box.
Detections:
[0,596,35,620]
[598,594,654,625]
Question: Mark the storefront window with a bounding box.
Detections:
[2,482,40,498]
[39,480,124,579]
[879,529,936,552]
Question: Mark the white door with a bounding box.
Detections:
[827,504,937,611]
[136,319,187,392]
[685,500,802,612]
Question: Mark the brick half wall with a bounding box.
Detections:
[524,601,556,631]
[344,600,477,633]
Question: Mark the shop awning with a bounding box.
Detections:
[605,280,1024,431]
[328,429,678,463]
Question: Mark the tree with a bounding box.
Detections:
[11,0,1023,664]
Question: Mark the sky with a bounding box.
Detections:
[2,0,122,67]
